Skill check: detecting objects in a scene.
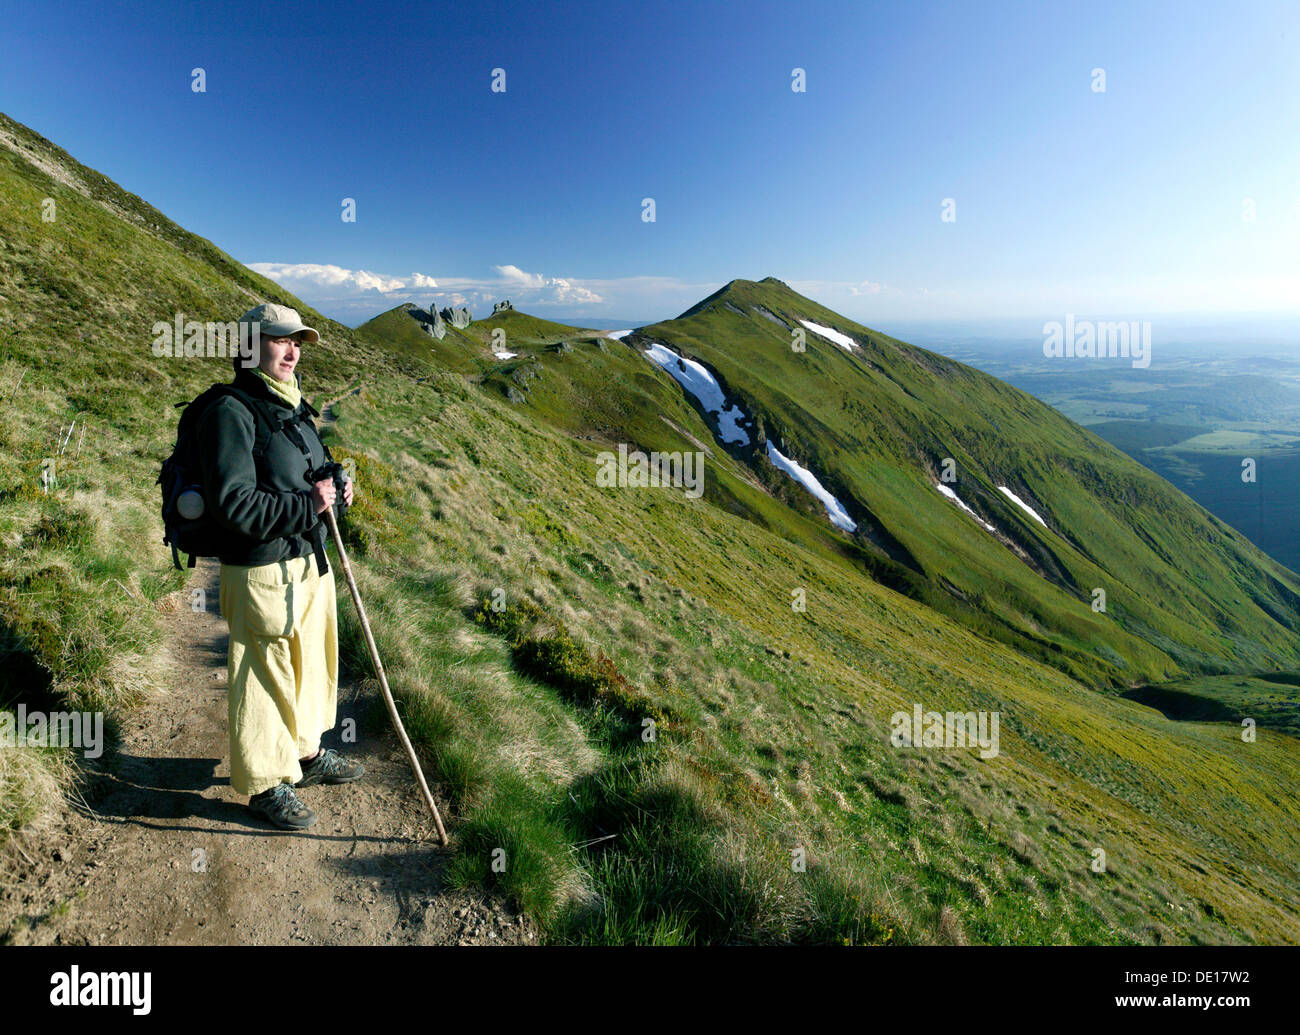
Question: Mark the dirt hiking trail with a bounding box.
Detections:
[2,561,534,946]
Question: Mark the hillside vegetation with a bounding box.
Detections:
[2,111,1299,944]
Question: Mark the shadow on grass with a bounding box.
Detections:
[1122,684,1245,724]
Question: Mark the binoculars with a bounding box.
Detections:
[306,461,349,503]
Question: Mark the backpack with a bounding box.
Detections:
[157,383,320,570]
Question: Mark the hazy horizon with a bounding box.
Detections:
[337,293,1300,357]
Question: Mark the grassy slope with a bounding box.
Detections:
[353,304,593,377]
[2,112,1299,944]
[632,278,1300,688]
[352,304,482,374]
[324,370,1300,945]
[461,307,594,346]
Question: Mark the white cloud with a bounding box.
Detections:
[550,277,602,304]
[246,259,614,324]
[246,262,436,297]
[493,265,604,305]
[493,264,547,290]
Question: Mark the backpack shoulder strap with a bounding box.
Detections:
[212,384,283,458]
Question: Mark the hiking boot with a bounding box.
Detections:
[248,782,317,830]
[295,748,365,788]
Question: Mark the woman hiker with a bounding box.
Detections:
[198,302,364,830]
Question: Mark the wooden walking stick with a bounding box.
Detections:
[317,468,450,847]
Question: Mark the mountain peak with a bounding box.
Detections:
[674,276,801,320]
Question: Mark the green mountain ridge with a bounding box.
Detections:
[464,273,1300,689]
[354,302,608,374]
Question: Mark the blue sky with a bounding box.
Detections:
[2,0,1297,330]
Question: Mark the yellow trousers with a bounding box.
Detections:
[219,555,338,797]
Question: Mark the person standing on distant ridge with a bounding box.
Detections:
[198,303,363,830]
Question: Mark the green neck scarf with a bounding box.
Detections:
[253,366,302,410]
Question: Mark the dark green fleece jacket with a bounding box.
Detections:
[197,368,335,567]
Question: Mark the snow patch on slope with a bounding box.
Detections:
[935,483,997,533]
[493,350,518,359]
[638,342,858,532]
[768,442,858,532]
[607,329,634,341]
[643,342,751,445]
[798,319,858,351]
[998,486,1047,527]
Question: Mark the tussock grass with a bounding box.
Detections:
[0,742,70,851]
[318,373,1300,943]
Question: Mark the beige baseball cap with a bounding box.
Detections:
[240,303,320,343]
